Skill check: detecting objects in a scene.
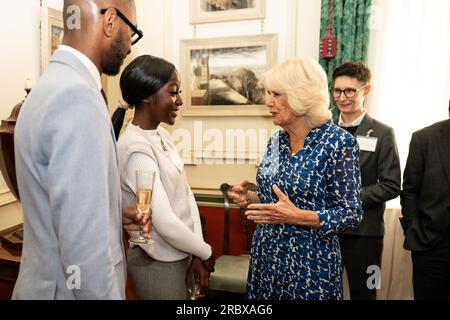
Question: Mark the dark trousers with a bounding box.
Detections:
[338,234,383,300]
[411,232,450,300]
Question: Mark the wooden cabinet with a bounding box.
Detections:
[0,231,21,300]
[196,195,255,258]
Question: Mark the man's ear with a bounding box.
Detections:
[102,8,117,38]
[363,83,372,96]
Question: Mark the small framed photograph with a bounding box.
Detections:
[190,0,266,24]
[180,34,277,117]
[40,7,64,73]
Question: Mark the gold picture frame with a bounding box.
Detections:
[39,7,110,100]
[180,34,277,117]
[190,0,266,24]
[40,7,64,73]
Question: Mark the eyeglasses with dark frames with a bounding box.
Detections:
[100,8,143,45]
[333,84,368,99]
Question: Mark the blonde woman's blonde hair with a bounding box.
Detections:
[264,58,332,128]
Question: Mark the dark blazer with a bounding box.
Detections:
[400,119,450,251]
[340,114,401,236]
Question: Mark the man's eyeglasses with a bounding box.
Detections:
[333,84,368,99]
[100,8,143,45]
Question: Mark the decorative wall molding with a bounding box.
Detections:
[0,189,18,207]
[163,0,174,61]
[181,148,264,165]
[286,0,299,58]
[196,201,224,208]
[191,186,222,196]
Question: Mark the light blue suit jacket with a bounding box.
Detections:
[13,50,125,299]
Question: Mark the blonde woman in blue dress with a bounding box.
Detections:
[230,58,363,300]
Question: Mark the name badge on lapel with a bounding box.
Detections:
[357,133,377,152]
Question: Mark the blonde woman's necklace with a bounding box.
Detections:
[290,144,303,157]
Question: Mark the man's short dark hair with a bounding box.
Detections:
[332,61,371,84]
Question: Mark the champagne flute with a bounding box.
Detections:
[186,274,202,300]
[130,170,155,244]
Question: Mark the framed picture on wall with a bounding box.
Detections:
[180,34,277,117]
[40,7,64,73]
[190,0,266,24]
[39,7,110,97]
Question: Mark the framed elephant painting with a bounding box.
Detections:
[180,34,277,117]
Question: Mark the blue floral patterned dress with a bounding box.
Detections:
[246,120,363,300]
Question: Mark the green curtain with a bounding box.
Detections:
[319,0,372,121]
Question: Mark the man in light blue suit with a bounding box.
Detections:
[13,0,143,299]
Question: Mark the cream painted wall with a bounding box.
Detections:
[0,0,63,230]
[0,0,322,229]
[114,0,322,194]
[0,203,23,232]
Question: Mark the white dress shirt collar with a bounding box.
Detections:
[58,45,102,91]
[338,110,367,128]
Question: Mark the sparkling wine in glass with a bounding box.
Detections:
[131,170,155,244]
[186,274,202,300]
